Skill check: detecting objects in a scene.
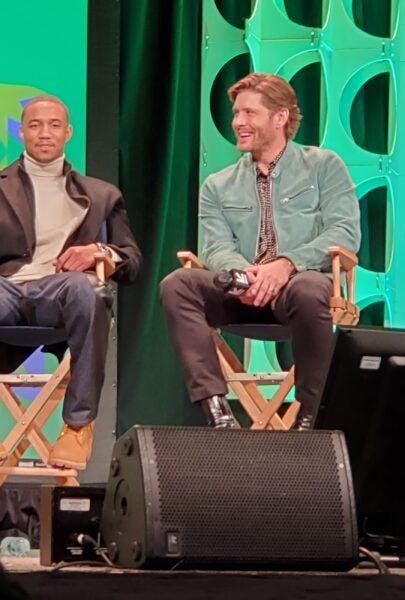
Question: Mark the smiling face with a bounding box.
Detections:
[19,100,72,163]
[231,90,288,160]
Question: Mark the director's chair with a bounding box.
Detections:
[178,246,359,431]
[0,253,115,487]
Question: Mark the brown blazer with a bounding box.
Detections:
[0,156,142,283]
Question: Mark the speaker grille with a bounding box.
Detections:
[149,429,354,563]
[102,427,358,568]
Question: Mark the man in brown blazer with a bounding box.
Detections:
[0,95,141,469]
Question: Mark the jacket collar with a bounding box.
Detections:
[0,155,75,249]
[0,157,36,248]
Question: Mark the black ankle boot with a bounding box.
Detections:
[294,410,313,431]
[199,395,239,429]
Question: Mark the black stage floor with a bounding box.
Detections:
[2,557,405,600]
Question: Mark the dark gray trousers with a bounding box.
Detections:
[0,272,113,427]
[160,268,333,414]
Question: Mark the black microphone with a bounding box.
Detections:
[213,269,250,296]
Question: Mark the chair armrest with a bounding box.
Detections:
[177,250,205,269]
[94,252,116,281]
[327,246,359,325]
[328,246,358,272]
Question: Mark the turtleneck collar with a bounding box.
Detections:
[23,151,65,177]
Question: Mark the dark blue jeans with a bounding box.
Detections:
[0,272,113,427]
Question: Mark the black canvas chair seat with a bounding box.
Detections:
[221,323,290,342]
[0,326,67,347]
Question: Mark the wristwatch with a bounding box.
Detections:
[96,242,112,257]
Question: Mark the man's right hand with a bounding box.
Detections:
[54,244,99,273]
[239,258,295,307]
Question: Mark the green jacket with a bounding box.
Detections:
[200,141,361,272]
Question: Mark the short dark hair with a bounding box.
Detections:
[21,95,69,122]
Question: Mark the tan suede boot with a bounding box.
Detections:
[48,422,95,470]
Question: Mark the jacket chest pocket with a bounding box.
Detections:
[222,204,253,212]
[278,185,319,211]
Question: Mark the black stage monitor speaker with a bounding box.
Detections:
[101,427,358,569]
[314,326,405,551]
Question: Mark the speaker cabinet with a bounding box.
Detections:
[40,485,105,565]
[101,427,358,569]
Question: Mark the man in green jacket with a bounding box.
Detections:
[160,73,360,430]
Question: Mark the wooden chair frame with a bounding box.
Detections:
[0,253,115,486]
[177,247,358,431]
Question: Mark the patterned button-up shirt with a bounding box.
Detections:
[254,146,286,265]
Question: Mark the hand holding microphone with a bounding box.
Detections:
[213,269,250,296]
[214,259,294,307]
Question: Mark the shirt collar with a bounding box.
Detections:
[23,151,65,178]
[255,144,287,177]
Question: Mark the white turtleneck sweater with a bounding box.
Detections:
[9,152,89,284]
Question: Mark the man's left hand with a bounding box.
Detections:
[242,258,294,308]
[54,244,99,273]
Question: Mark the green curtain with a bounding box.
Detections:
[117,0,203,435]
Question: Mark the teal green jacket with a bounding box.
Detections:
[199,141,361,272]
